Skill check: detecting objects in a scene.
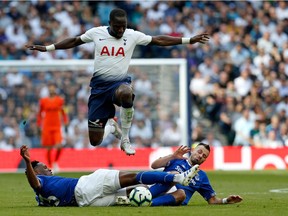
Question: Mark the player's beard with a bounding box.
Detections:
[190,157,200,165]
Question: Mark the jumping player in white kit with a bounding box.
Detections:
[26,8,210,156]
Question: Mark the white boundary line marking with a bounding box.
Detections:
[269,188,288,193]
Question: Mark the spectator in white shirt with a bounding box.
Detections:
[234,69,253,97]
[257,32,273,54]
[202,131,222,147]
[253,48,271,68]
[229,43,250,67]
[275,1,288,21]
[276,95,288,117]
[233,108,255,146]
[130,118,153,147]
[270,24,288,49]
[161,122,181,146]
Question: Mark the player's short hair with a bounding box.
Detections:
[25,160,40,175]
[197,142,210,152]
[109,8,127,21]
[47,81,57,87]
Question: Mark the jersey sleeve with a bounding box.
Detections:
[58,97,69,125]
[133,30,152,46]
[197,172,216,201]
[80,28,96,43]
[36,99,44,127]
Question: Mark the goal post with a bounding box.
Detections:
[0,59,190,148]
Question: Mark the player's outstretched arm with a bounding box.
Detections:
[208,195,243,204]
[151,145,190,169]
[20,145,41,190]
[25,36,85,52]
[149,33,210,46]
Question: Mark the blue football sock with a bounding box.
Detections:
[136,171,174,184]
[151,194,176,206]
[149,183,172,197]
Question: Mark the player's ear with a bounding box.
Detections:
[33,168,39,175]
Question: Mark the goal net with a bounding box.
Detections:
[0,59,189,149]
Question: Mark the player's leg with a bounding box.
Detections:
[113,84,135,155]
[89,118,122,146]
[41,129,53,168]
[46,148,52,168]
[74,169,127,207]
[52,129,63,173]
[118,165,200,187]
[87,94,113,146]
[88,118,107,146]
[151,189,186,206]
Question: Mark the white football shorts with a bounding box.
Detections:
[74,169,126,206]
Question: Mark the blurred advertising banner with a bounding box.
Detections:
[1,146,288,172]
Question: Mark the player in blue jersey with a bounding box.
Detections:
[20,145,199,207]
[26,8,210,156]
[149,144,243,206]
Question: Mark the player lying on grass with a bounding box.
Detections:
[20,145,199,207]
[149,143,243,206]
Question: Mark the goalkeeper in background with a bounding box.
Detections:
[37,82,69,172]
[26,8,209,156]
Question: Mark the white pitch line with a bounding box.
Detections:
[218,189,288,195]
[269,188,288,193]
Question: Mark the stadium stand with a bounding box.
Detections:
[0,1,288,150]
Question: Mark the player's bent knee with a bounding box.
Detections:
[173,189,186,204]
[115,86,134,107]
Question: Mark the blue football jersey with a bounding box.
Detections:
[155,159,216,205]
[35,175,79,206]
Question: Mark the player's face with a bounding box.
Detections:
[48,84,56,95]
[190,146,210,165]
[34,162,53,176]
[109,16,127,39]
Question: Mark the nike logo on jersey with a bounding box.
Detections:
[99,38,106,41]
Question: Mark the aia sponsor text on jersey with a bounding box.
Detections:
[100,46,125,56]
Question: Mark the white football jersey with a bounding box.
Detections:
[80,26,152,81]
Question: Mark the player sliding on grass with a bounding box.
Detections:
[20,145,199,207]
[26,8,209,156]
[148,143,243,206]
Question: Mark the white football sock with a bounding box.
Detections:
[173,174,184,183]
[120,107,134,140]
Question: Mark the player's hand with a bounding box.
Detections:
[190,33,210,44]
[227,195,243,204]
[172,145,191,159]
[25,44,47,52]
[20,145,31,162]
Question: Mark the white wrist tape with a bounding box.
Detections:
[222,198,228,204]
[46,44,56,51]
[182,38,190,44]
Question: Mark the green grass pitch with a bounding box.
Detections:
[0,170,287,216]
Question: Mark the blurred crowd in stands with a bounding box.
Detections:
[1,1,288,150]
